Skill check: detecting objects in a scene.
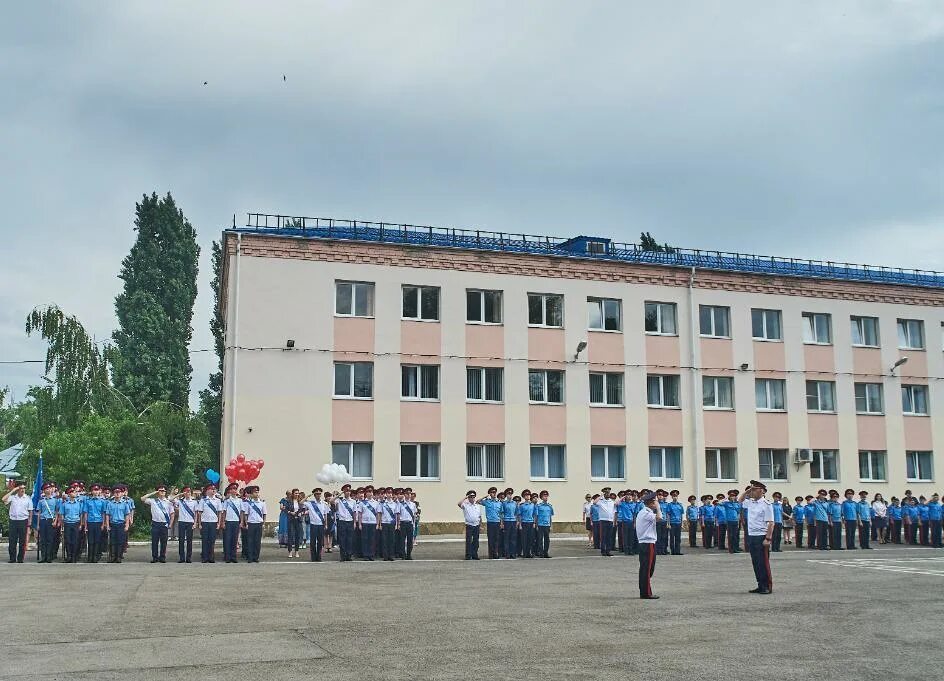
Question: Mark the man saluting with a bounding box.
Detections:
[739,481,775,594]
[635,491,661,599]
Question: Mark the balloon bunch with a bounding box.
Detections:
[224,453,265,483]
[315,463,352,485]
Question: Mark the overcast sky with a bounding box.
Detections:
[1,2,942,407]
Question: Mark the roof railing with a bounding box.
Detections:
[236,212,944,290]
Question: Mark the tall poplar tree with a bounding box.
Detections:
[112,193,200,410]
[198,239,224,467]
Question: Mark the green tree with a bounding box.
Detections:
[198,239,224,470]
[639,231,676,254]
[112,192,200,410]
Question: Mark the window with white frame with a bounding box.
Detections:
[854,382,884,414]
[588,297,622,331]
[703,376,734,409]
[897,318,925,350]
[528,293,564,328]
[647,374,680,408]
[334,362,373,398]
[758,448,788,480]
[591,446,625,480]
[589,372,624,406]
[332,442,373,479]
[805,380,836,412]
[644,301,677,335]
[335,281,375,317]
[902,384,929,415]
[810,449,838,481]
[466,444,504,480]
[802,312,832,344]
[699,305,731,338]
[529,369,565,404]
[649,447,682,480]
[705,448,737,481]
[858,450,886,482]
[906,450,933,481]
[466,367,504,402]
[466,289,502,324]
[400,443,440,480]
[401,364,439,400]
[530,445,566,480]
[402,285,440,321]
[751,308,782,341]
[755,378,786,411]
[851,316,879,347]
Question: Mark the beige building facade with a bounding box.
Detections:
[220,221,944,523]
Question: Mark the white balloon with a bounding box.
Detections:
[315,472,327,483]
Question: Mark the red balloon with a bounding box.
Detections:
[236,453,246,463]
[257,459,265,469]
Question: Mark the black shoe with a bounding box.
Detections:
[405,556,412,560]
[640,595,660,600]
[178,559,186,564]
[472,556,480,560]
[465,557,471,560]
[151,559,158,563]
[186,559,192,563]
[159,558,166,563]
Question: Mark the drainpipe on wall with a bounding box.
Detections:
[228,232,242,463]
[688,266,702,499]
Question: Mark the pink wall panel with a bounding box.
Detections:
[703,411,737,447]
[701,338,733,370]
[467,404,505,442]
[804,345,835,375]
[530,405,567,444]
[899,350,928,380]
[590,408,626,445]
[648,409,683,446]
[587,331,624,365]
[807,413,839,449]
[756,412,789,448]
[528,327,566,366]
[646,335,680,368]
[401,321,441,360]
[852,348,883,378]
[400,402,441,442]
[856,416,887,450]
[332,400,374,441]
[904,417,933,450]
[466,325,504,365]
[334,317,374,354]
[753,341,785,372]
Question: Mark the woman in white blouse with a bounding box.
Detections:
[872,494,888,544]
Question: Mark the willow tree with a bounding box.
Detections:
[25,305,121,429]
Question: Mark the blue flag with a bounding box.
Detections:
[30,453,43,529]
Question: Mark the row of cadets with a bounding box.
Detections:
[140,485,173,563]
[195,483,222,563]
[303,488,330,561]
[241,485,267,562]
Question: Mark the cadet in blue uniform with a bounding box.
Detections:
[918,496,931,546]
[535,490,554,558]
[666,490,684,555]
[81,484,107,562]
[655,490,669,556]
[856,491,873,549]
[58,487,84,563]
[196,484,221,563]
[172,486,197,563]
[723,490,742,553]
[698,495,714,549]
[713,494,726,550]
[827,490,843,550]
[36,482,61,563]
[589,494,601,550]
[618,492,636,555]
[685,495,699,549]
[841,489,859,550]
[105,484,133,563]
[477,487,502,559]
[501,488,519,559]
[141,485,174,563]
[635,491,661,599]
[518,491,536,558]
[770,492,784,552]
[927,493,943,548]
[887,497,902,544]
[792,497,806,549]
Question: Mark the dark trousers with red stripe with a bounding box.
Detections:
[638,542,656,597]
[747,535,772,592]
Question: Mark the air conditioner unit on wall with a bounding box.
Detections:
[794,448,813,464]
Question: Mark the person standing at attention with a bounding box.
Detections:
[595,490,615,557]
[459,490,482,560]
[635,491,661,599]
[739,481,774,595]
[172,486,198,563]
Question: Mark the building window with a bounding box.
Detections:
[702,376,734,409]
[758,448,788,480]
[699,305,731,338]
[649,447,682,481]
[589,372,624,406]
[466,289,502,324]
[588,297,622,331]
[528,293,564,328]
[530,445,566,480]
[851,316,880,347]
[586,240,607,254]
[751,308,782,341]
[805,380,836,413]
[591,446,625,480]
[529,370,565,404]
[466,367,503,402]
[902,384,929,415]
[335,281,375,317]
[644,301,677,335]
[402,285,439,321]
[466,444,504,480]
[854,382,884,414]
[332,442,373,479]
[858,450,886,482]
[400,444,440,480]
[647,374,680,408]
[810,449,838,481]
[334,362,373,399]
[705,448,736,481]
[802,312,832,344]
[906,450,933,481]
[755,378,786,411]
[401,365,439,401]
[897,319,925,350]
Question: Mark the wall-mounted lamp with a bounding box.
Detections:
[890,357,908,374]
[739,363,749,371]
[574,340,588,362]
[285,339,296,350]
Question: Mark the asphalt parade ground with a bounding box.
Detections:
[3,537,943,680]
